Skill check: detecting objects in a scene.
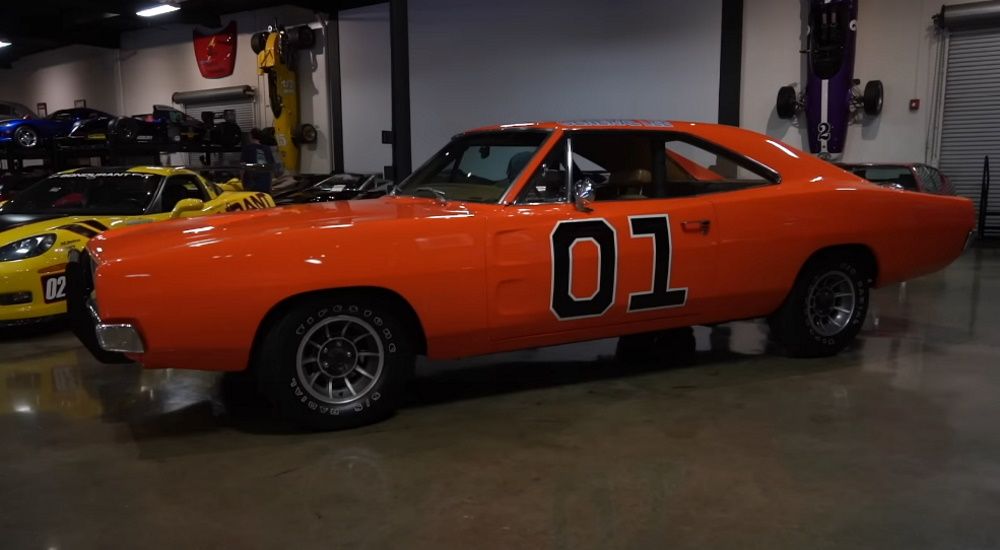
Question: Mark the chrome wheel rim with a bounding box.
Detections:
[806,271,856,337]
[16,128,37,147]
[295,315,384,405]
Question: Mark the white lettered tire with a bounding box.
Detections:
[768,254,871,357]
[256,295,415,430]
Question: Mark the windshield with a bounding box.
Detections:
[396,131,550,203]
[1,172,163,215]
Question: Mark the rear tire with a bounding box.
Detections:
[214,122,242,148]
[293,123,318,145]
[255,295,415,430]
[287,26,315,49]
[776,86,799,119]
[863,80,884,116]
[768,254,871,357]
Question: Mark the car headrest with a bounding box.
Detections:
[507,151,534,182]
[609,169,652,186]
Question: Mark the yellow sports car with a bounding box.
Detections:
[0,166,275,325]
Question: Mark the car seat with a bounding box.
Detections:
[609,169,652,200]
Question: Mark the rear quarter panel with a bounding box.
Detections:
[707,180,973,321]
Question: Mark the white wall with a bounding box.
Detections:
[338,0,724,172]
[407,0,723,163]
[339,4,393,174]
[741,0,980,163]
[0,46,120,115]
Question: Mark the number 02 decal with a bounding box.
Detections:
[550,215,688,320]
[42,273,68,304]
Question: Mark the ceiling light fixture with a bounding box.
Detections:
[0,41,12,49]
[136,4,180,17]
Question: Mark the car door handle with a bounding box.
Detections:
[681,220,711,235]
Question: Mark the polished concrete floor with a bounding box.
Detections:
[2,248,1000,549]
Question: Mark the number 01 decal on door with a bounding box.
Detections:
[550,215,688,320]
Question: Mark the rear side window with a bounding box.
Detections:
[663,137,776,198]
[853,166,918,191]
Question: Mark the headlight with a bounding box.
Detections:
[0,234,57,262]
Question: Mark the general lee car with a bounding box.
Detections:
[0,166,274,325]
[69,121,975,430]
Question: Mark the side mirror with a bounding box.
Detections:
[170,198,205,218]
[574,178,595,212]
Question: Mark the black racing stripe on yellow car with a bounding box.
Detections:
[81,219,109,232]
[58,224,99,238]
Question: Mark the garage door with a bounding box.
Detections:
[938,29,1000,236]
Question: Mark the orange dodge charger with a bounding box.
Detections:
[68,120,975,429]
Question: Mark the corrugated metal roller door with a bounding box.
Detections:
[939,29,1000,236]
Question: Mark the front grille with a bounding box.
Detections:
[0,291,32,306]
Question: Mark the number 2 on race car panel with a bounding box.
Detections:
[549,214,688,321]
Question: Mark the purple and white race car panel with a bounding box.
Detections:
[775,0,883,160]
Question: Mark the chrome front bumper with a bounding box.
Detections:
[964,230,976,251]
[67,250,135,364]
[87,299,145,354]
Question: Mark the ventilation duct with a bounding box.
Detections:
[172,85,254,105]
[935,0,1000,31]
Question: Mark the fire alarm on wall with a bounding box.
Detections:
[910,99,921,111]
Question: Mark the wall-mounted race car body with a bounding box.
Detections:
[838,163,956,195]
[775,0,883,158]
[0,108,111,149]
[0,166,274,326]
[99,105,242,148]
[70,120,974,430]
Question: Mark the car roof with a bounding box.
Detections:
[465,120,679,133]
[838,162,920,168]
[55,166,195,178]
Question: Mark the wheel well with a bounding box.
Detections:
[802,244,879,283]
[246,287,428,372]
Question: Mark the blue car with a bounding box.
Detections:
[0,107,111,149]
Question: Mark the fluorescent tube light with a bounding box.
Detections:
[136,4,180,17]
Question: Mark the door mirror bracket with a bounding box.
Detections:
[574,179,595,213]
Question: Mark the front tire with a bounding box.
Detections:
[14,126,40,148]
[768,254,871,357]
[255,295,415,430]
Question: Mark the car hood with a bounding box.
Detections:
[88,196,479,263]
[0,213,66,234]
[0,213,150,242]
